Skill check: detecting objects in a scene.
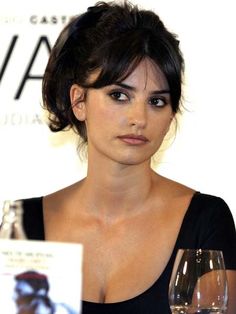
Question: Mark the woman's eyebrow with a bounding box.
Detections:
[114,83,170,94]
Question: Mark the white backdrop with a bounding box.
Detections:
[0,0,235,221]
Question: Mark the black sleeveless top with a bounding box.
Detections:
[22,192,236,314]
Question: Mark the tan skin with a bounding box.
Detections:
[43,59,236,311]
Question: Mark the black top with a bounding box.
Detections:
[22,192,236,314]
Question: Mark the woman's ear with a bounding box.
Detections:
[70,84,86,121]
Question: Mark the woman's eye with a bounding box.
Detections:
[149,97,166,108]
[109,91,128,101]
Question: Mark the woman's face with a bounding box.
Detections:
[71,58,174,166]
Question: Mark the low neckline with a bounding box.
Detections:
[25,191,200,306]
[82,191,200,306]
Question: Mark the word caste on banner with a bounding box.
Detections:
[29,15,72,25]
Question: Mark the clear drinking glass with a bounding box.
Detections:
[168,249,228,314]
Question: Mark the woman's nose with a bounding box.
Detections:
[128,103,147,129]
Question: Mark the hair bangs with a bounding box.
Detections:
[86,30,153,88]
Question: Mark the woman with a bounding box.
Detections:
[22,1,236,313]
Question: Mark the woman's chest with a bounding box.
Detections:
[44,195,190,304]
[77,214,181,303]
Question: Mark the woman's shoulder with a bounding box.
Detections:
[152,173,196,207]
[153,174,233,222]
[154,174,230,209]
[153,172,194,193]
[181,191,235,243]
[188,191,232,215]
[22,196,43,210]
[20,196,44,240]
[47,179,85,198]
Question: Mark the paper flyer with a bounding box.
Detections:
[0,239,83,314]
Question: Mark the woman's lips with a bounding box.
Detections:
[117,134,149,145]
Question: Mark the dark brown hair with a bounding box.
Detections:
[42,1,184,142]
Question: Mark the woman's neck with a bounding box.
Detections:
[80,159,157,221]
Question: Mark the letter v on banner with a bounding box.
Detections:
[0,36,18,83]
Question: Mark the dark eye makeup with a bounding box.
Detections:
[149,96,168,108]
[109,90,128,101]
[107,85,170,108]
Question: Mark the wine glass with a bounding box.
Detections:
[168,249,228,314]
